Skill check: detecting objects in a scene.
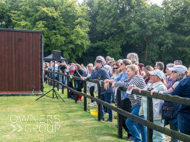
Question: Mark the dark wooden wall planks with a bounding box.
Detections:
[0,29,42,92]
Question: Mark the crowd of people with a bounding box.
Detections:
[43,53,190,142]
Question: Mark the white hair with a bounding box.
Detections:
[104,65,111,71]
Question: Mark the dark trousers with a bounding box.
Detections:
[90,86,94,103]
[121,98,132,136]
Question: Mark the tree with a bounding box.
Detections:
[0,0,9,28]
[126,5,174,64]
[163,0,190,66]
[10,0,90,62]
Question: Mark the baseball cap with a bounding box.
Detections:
[108,58,115,63]
[169,65,187,74]
[148,69,164,79]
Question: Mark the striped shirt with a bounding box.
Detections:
[114,75,146,107]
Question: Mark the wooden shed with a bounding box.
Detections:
[0,28,43,94]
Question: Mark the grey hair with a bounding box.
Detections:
[177,72,186,79]
[127,53,139,64]
[96,56,106,64]
[174,60,183,65]
[104,65,111,71]
[87,63,93,69]
[106,56,111,60]
[166,63,175,68]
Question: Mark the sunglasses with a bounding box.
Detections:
[146,66,150,68]
[95,60,102,63]
[172,71,177,73]
[113,67,118,69]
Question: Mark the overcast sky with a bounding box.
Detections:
[78,0,164,7]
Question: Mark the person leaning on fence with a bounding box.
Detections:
[151,65,187,142]
[73,64,84,101]
[111,61,121,80]
[107,64,147,142]
[128,69,167,142]
[82,56,114,122]
[104,59,134,140]
[165,73,190,135]
[86,63,97,106]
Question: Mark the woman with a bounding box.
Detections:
[87,63,97,106]
[104,59,133,140]
[165,63,175,89]
[144,65,154,84]
[111,62,121,79]
[44,62,49,83]
[129,69,167,142]
[152,65,187,94]
[151,65,187,142]
[104,65,112,77]
[168,71,190,135]
[73,64,84,101]
[105,64,147,142]
[127,52,141,75]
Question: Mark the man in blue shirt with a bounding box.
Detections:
[83,56,113,122]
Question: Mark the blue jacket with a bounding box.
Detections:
[87,66,113,94]
[171,76,190,119]
[114,71,129,100]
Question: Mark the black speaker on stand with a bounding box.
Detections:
[36,50,65,102]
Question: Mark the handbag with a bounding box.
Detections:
[162,101,181,119]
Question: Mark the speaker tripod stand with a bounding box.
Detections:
[36,60,65,102]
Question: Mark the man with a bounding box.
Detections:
[174,60,182,65]
[106,56,111,65]
[108,58,115,75]
[154,61,165,72]
[82,56,113,122]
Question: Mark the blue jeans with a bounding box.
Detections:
[101,93,112,120]
[59,75,62,89]
[178,114,190,135]
[64,76,67,85]
[168,119,179,142]
[126,104,147,142]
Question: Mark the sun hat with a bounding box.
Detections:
[168,65,187,74]
[148,69,164,79]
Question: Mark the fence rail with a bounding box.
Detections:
[44,70,190,142]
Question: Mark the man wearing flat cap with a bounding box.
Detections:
[82,56,113,122]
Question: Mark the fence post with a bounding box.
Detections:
[62,74,64,94]
[97,82,101,121]
[67,75,70,98]
[117,88,123,138]
[147,96,153,142]
[83,81,87,111]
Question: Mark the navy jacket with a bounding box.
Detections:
[171,76,190,119]
[87,66,113,94]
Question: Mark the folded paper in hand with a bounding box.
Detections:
[126,89,133,95]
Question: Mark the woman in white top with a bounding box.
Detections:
[128,69,167,142]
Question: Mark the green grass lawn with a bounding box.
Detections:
[0,84,127,142]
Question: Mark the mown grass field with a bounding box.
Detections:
[0,84,128,142]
